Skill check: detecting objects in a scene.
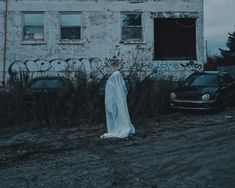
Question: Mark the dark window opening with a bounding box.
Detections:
[154,18,196,60]
[61,27,81,40]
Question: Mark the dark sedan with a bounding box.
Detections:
[170,71,235,110]
[24,76,74,102]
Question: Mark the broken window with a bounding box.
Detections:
[154,18,196,60]
[23,13,44,40]
[122,13,142,41]
[60,13,81,40]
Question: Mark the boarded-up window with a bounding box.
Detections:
[122,13,142,41]
[154,18,196,60]
[61,13,81,40]
[23,13,44,40]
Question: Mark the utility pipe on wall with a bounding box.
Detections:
[3,0,8,84]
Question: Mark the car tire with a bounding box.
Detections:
[214,95,224,111]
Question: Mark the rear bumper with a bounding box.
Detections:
[170,99,217,110]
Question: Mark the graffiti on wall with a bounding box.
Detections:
[152,61,203,74]
[8,58,103,80]
[149,60,204,80]
[8,56,129,80]
[8,57,204,83]
[180,61,203,71]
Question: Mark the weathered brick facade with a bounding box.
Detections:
[0,0,204,81]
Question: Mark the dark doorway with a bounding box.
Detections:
[154,18,197,60]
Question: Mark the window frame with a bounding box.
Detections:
[121,12,143,43]
[22,12,45,42]
[59,12,82,43]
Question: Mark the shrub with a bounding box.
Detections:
[128,77,178,117]
[0,71,178,127]
[0,80,25,126]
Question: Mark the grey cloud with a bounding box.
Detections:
[205,0,235,54]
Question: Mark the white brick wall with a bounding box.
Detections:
[0,0,204,80]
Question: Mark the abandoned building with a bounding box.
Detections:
[0,0,204,83]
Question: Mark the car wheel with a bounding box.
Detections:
[214,96,224,111]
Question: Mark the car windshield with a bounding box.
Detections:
[183,74,218,87]
[31,79,62,89]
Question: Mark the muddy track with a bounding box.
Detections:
[89,121,235,187]
[0,109,235,187]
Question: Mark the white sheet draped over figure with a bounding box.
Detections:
[101,71,135,139]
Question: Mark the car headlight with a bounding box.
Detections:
[170,92,176,99]
[202,94,210,101]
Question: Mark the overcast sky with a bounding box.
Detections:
[205,0,235,55]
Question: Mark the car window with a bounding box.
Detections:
[30,80,46,89]
[219,74,234,85]
[30,79,62,89]
[184,74,218,87]
[47,79,62,88]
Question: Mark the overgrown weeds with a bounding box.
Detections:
[0,71,178,127]
[128,77,178,117]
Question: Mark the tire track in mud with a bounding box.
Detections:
[80,141,143,187]
[87,121,235,187]
[0,114,235,187]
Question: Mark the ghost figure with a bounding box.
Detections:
[101,71,135,139]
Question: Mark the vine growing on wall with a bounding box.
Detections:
[96,44,153,80]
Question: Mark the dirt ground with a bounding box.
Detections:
[0,108,235,188]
